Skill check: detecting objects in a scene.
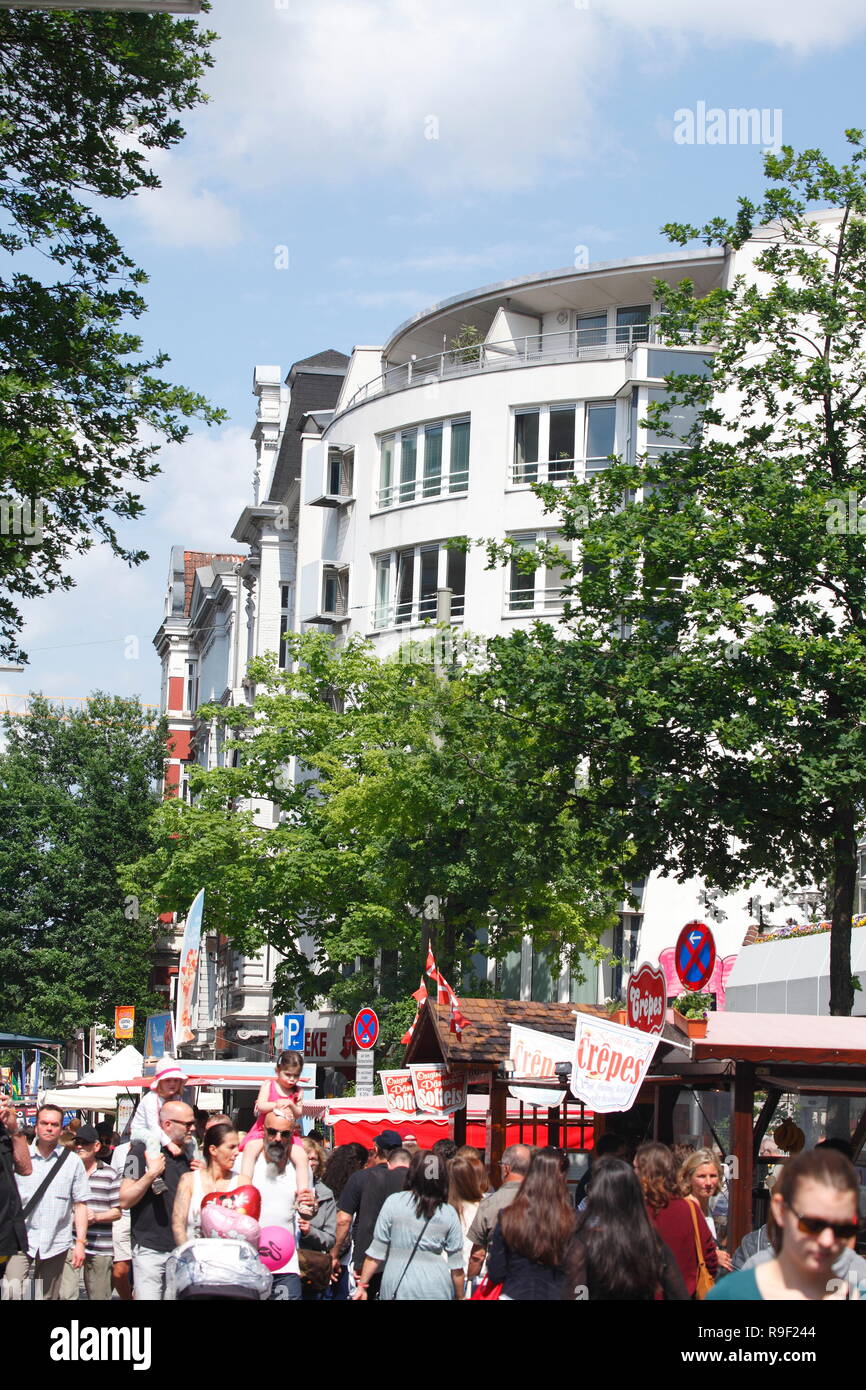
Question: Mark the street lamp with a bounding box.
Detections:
[0,3,202,12]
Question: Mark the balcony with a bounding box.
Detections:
[372,592,465,631]
[377,466,469,510]
[342,324,656,413]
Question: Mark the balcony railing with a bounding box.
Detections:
[342,324,656,413]
[507,585,565,613]
[377,466,470,510]
[372,593,466,630]
[511,456,616,486]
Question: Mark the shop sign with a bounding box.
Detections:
[379,1069,421,1117]
[627,963,667,1034]
[570,1014,661,1114]
[409,1063,468,1115]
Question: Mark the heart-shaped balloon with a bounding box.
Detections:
[201,1203,261,1245]
[200,1185,262,1222]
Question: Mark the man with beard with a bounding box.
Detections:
[243,1112,316,1301]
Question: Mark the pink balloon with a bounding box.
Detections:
[201,1202,261,1246]
[257,1225,296,1271]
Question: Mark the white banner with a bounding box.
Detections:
[508,1024,572,1108]
[570,1013,661,1114]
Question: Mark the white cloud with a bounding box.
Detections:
[128,148,244,249]
[164,0,866,204]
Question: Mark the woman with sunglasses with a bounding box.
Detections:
[706,1147,861,1300]
[172,1122,241,1246]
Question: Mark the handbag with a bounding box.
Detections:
[21,1146,71,1220]
[686,1197,715,1300]
[470,1275,503,1300]
[298,1246,333,1292]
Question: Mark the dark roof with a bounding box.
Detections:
[403,997,606,1066]
[268,351,349,501]
[287,349,350,381]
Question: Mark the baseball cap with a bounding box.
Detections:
[375,1129,403,1151]
[75,1123,100,1144]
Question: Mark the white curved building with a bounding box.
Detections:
[159,246,814,1048]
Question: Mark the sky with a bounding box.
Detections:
[6,0,866,711]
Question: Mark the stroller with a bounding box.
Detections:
[168,1236,273,1301]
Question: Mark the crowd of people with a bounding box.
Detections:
[2,1056,864,1302]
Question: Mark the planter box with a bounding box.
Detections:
[674,1009,707,1038]
[607,1010,627,1026]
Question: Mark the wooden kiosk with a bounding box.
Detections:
[404,997,866,1247]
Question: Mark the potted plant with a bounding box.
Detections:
[673,991,713,1038]
[603,996,627,1026]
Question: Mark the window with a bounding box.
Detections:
[507,531,570,613]
[585,402,616,473]
[646,388,700,458]
[327,446,354,498]
[399,430,417,503]
[616,305,650,346]
[321,567,348,617]
[577,311,607,349]
[647,349,712,379]
[512,402,618,484]
[372,541,466,629]
[423,424,442,497]
[185,660,198,713]
[377,417,471,508]
[278,583,291,669]
[449,419,470,493]
[514,411,539,483]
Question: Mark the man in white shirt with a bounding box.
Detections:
[3,1105,89,1300]
[242,1110,315,1301]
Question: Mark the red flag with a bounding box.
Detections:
[425,950,468,1035]
[402,975,429,1044]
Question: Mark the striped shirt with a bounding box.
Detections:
[82,1161,122,1257]
[15,1143,89,1259]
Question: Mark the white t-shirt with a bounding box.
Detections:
[252,1154,300,1275]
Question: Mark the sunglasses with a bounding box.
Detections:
[787,1201,858,1242]
[265,1127,292,1140]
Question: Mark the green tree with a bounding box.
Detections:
[488,133,866,1015]
[0,5,223,661]
[123,632,621,1055]
[0,693,169,1041]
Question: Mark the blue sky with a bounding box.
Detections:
[6,0,866,711]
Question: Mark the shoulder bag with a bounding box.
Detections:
[686,1197,715,1300]
[21,1147,72,1220]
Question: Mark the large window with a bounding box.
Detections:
[511,401,618,484]
[645,388,700,459]
[377,417,470,508]
[371,541,466,629]
[506,531,571,613]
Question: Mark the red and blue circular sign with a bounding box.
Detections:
[675,921,716,991]
[353,1007,379,1051]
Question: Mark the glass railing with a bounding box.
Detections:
[343,324,657,413]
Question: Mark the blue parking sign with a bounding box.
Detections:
[282,1013,305,1052]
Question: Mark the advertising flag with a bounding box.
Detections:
[174,887,205,1047]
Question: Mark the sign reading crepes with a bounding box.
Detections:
[627,962,667,1035]
[409,1063,468,1115]
[379,1069,421,1118]
[509,1024,572,1108]
[570,1014,661,1114]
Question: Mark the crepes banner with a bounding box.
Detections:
[570,1014,661,1114]
[509,1024,572,1108]
[409,1063,468,1115]
[379,1069,421,1118]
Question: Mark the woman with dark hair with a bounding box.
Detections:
[172,1122,240,1245]
[563,1157,688,1300]
[634,1142,718,1297]
[352,1151,464,1301]
[707,1147,861,1300]
[321,1142,368,1301]
[485,1148,576,1300]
